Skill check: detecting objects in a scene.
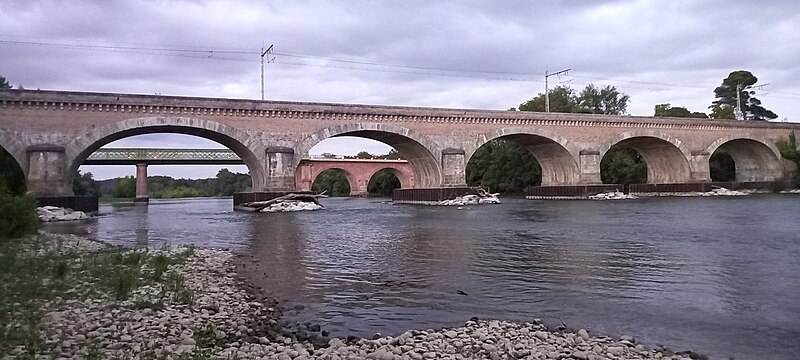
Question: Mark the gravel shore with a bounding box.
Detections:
[3,234,707,359]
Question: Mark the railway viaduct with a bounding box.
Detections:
[1,89,799,202]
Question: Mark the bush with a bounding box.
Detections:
[0,184,39,241]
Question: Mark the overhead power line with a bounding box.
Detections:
[3,38,800,100]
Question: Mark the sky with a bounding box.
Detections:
[2,0,799,179]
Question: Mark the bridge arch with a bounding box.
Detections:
[598,130,693,184]
[706,136,784,182]
[469,128,581,185]
[65,117,265,191]
[0,131,28,174]
[296,123,441,187]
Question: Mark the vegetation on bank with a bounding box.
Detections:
[777,132,800,187]
[0,229,195,356]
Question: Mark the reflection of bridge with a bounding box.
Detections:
[83,148,412,200]
[2,89,799,209]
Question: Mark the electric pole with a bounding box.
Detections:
[545,68,571,112]
[261,43,274,101]
[734,83,744,120]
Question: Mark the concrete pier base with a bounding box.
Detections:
[134,163,149,204]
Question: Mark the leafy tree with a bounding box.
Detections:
[466,140,542,193]
[709,104,736,120]
[73,170,101,196]
[600,146,647,184]
[111,176,136,198]
[577,84,630,115]
[367,169,401,196]
[517,86,579,113]
[654,104,708,119]
[711,70,777,121]
[0,75,10,89]
[777,132,800,187]
[312,169,350,196]
[380,149,404,160]
[0,146,25,195]
[356,151,374,159]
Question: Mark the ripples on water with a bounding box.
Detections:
[44,195,800,359]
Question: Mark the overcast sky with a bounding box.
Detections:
[2,0,799,179]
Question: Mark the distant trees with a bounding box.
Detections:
[312,169,350,196]
[111,176,136,198]
[466,140,541,193]
[0,147,25,195]
[0,75,10,90]
[73,170,101,196]
[654,104,708,118]
[577,84,630,115]
[600,146,647,184]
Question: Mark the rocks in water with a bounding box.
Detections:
[699,187,748,196]
[439,193,501,206]
[37,206,90,222]
[259,200,323,213]
[589,191,638,200]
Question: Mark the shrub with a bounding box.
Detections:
[0,184,39,241]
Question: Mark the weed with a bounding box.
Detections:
[193,323,217,348]
[52,260,69,280]
[133,299,165,311]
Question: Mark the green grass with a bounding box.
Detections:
[0,235,195,356]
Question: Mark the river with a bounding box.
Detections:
[43,195,800,359]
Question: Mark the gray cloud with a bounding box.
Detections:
[3,0,800,178]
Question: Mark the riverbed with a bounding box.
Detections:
[43,195,800,359]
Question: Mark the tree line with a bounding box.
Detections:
[73,169,252,199]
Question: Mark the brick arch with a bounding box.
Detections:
[308,167,358,195]
[296,123,441,187]
[0,130,28,173]
[706,135,784,181]
[469,128,581,185]
[598,130,692,183]
[366,166,414,190]
[64,116,266,190]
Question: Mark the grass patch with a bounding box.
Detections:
[0,235,195,355]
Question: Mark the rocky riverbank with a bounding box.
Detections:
[3,233,707,359]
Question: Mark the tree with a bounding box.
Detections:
[312,169,350,196]
[600,146,647,184]
[517,86,579,113]
[0,75,10,89]
[466,140,542,193]
[356,151,373,159]
[367,169,401,196]
[711,70,777,121]
[654,104,708,119]
[73,170,101,196]
[708,104,736,120]
[577,84,630,115]
[111,176,136,198]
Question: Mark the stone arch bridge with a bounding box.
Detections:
[1,89,798,201]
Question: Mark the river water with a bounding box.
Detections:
[44,195,800,359]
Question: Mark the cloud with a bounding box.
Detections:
[3,0,800,178]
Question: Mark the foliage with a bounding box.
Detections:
[0,146,26,195]
[312,169,351,196]
[111,176,136,198]
[0,240,193,354]
[516,85,579,113]
[708,104,736,120]
[711,70,777,121]
[577,84,630,115]
[777,132,800,187]
[466,140,541,193]
[0,75,10,89]
[72,170,101,196]
[709,151,736,181]
[367,169,401,196]
[356,151,373,159]
[654,103,708,119]
[0,184,39,241]
[103,169,251,199]
[600,146,647,184]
